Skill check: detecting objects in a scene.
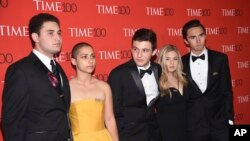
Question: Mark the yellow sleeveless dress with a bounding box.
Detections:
[69,99,113,141]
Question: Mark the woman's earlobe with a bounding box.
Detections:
[71,58,76,66]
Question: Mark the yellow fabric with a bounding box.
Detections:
[69,99,113,141]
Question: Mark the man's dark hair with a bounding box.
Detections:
[132,28,157,50]
[182,19,206,40]
[28,13,60,48]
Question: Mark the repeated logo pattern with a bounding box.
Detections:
[0,2,249,135]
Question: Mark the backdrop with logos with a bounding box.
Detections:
[0,0,250,140]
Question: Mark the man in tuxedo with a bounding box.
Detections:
[181,19,234,141]
[2,13,72,141]
[108,28,162,141]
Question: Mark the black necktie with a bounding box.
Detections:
[50,60,62,93]
[192,54,205,62]
[140,68,152,78]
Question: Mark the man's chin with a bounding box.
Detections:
[53,51,61,56]
[135,63,148,68]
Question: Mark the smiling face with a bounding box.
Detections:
[184,26,206,55]
[31,21,62,58]
[131,40,156,68]
[71,46,96,74]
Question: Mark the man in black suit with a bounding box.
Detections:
[2,13,72,141]
[181,19,234,141]
[108,28,162,141]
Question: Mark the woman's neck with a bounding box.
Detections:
[75,71,93,85]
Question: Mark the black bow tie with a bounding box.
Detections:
[140,68,152,78]
[192,54,205,62]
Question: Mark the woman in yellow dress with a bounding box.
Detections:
[69,42,119,141]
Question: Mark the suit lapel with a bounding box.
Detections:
[29,52,50,74]
[29,52,68,108]
[151,64,159,83]
[128,60,161,108]
[205,49,214,93]
[128,60,146,96]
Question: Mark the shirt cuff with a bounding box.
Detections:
[229,120,234,125]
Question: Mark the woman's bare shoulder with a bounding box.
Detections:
[93,77,110,89]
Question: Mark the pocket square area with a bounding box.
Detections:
[212,72,218,75]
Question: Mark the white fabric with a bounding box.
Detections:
[138,63,159,105]
[190,48,208,93]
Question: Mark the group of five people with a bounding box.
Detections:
[2,13,234,141]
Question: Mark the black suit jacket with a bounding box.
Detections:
[2,52,71,141]
[182,49,234,131]
[108,59,162,141]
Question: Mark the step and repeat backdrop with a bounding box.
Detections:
[0,0,249,140]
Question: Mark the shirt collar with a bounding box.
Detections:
[137,62,151,71]
[190,47,208,62]
[33,49,53,71]
[190,47,208,57]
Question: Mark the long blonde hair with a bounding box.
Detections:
[157,44,187,96]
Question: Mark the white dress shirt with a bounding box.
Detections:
[190,48,208,93]
[138,63,159,105]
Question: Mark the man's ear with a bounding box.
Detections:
[152,49,157,56]
[31,33,39,43]
[184,39,189,45]
[184,39,190,47]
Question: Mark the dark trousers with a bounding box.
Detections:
[188,125,229,141]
